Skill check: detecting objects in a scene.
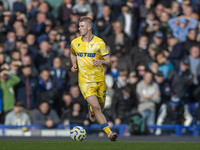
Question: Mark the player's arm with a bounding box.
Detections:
[70,52,78,72]
[93,55,111,67]
[93,40,111,67]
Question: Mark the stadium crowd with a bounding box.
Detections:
[0,0,200,135]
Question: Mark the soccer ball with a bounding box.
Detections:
[70,126,86,141]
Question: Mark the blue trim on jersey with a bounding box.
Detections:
[103,53,109,57]
[90,35,94,42]
[101,123,109,129]
[81,35,94,42]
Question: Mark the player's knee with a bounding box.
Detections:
[92,104,101,112]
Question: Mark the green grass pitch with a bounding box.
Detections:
[0,141,200,150]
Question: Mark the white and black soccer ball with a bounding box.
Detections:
[70,126,87,141]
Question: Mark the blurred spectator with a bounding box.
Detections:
[22,55,38,77]
[103,66,114,121]
[155,97,193,136]
[188,46,200,102]
[167,58,193,102]
[96,4,113,39]
[61,102,89,126]
[57,34,67,56]
[196,103,200,126]
[128,71,139,108]
[159,11,171,36]
[109,55,118,82]
[90,0,107,20]
[146,43,157,63]
[26,0,39,20]
[50,57,70,98]
[60,92,73,117]
[151,31,167,51]
[15,65,39,111]
[37,29,59,52]
[184,29,199,54]
[118,4,137,41]
[38,68,58,106]
[154,71,171,116]
[131,35,148,69]
[28,12,46,37]
[72,0,93,18]
[154,3,164,19]
[0,52,6,66]
[106,21,131,55]
[1,11,13,36]
[197,22,200,42]
[139,10,156,36]
[69,84,87,115]
[65,22,78,40]
[9,59,21,75]
[169,1,181,18]
[19,43,32,60]
[154,71,171,104]
[26,32,38,57]
[114,69,128,90]
[34,40,53,71]
[32,100,60,128]
[45,0,63,20]
[60,45,76,84]
[139,0,154,20]
[13,0,26,14]
[155,51,174,79]
[168,16,198,42]
[0,67,20,112]
[136,71,160,126]
[167,32,185,69]
[0,1,4,23]
[188,46,200,85]
[58,0,73,25]
[136,63,147,81]
[111,85,136,125]
[38,1,54,21]
[115,44,132,72]
[4,101,31,125]
[149,61,158,75]
[4,30,16,54]
[10,50,21,60]
[15,36,25,51]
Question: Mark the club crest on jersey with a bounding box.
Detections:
[78,44,80,47]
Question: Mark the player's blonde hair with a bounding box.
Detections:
[79,17,93,27]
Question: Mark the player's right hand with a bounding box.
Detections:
[71,64,78,72]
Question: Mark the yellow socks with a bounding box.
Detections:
[101,123,112,135]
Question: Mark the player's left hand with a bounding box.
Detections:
[93,59,103,67]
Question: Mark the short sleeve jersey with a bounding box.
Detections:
[71,35,109,83]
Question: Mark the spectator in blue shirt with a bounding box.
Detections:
[168,16,198,42]
[13,0,26,14]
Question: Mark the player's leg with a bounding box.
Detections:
[88,99,104,121]
[86,95,107,125]
[86,96,118,141]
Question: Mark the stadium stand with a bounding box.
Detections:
[0,0,200,137]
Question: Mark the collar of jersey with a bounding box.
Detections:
[81,35,94,42]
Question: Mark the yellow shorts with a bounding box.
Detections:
[79,81,106,103]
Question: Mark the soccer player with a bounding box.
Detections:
[70,17,118,141]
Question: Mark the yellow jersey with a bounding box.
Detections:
[71,35,109,83]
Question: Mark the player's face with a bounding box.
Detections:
[79,22,89,36]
